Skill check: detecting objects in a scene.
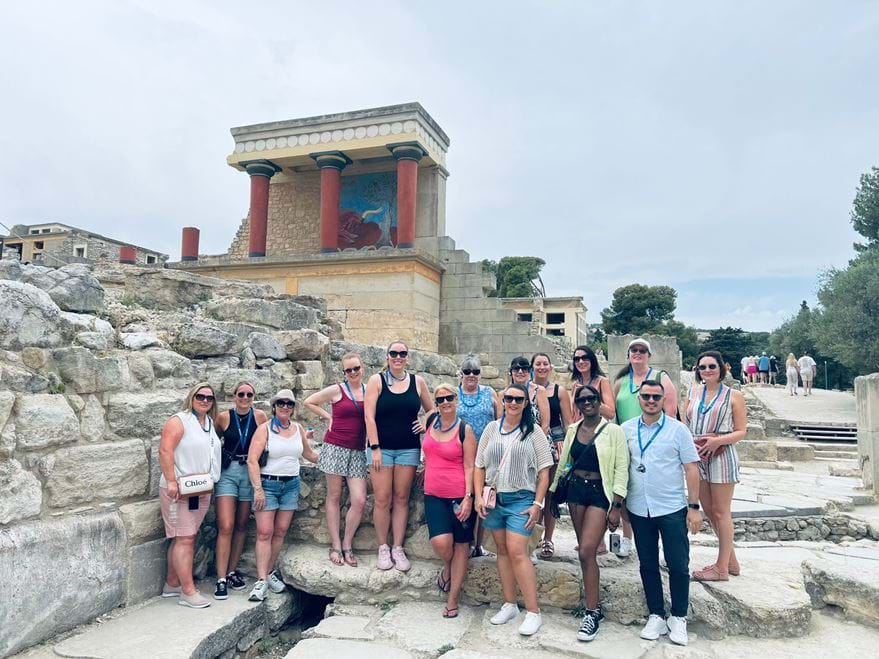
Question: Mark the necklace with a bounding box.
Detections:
[498,414,520,436]
[194,413,212,434]
[272,418,292,431]
[434,415,460,433]
[385,370,408,385]
[458,385,480,408]
[628,367,653,394]
[699,384,724,415]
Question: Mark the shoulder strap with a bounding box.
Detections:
[459,420,467,443]
[568,421,608,470]
[490,426,519,488]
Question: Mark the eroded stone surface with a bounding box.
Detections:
[374,601,476,655]
[45,439,149,506]
[802,553,879,627]
[286,639,413,659]
[0,280,74,350]
[0,459,42,524]
[13,393,80,451]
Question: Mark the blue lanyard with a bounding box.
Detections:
[637,414,666,461]
[344,381,365,410]
[232,409,253,454]
[498,414,519,436]
[699,384,724,415]
[629,367,653,393]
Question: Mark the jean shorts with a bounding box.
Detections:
[261,476,300,511]
[215,460,254,502]
[483,489,536,537]
[366,447,421,468]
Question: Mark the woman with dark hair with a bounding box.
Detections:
[364,340,435,571]
[213,381,268,599]
[570,346,615,421]
[687,351,747,581]
[474,383,554,636]
[550,384,629,642]
[508,355,550,434]
[531,353,571,559]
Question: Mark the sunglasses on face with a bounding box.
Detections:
[573,355,590,363]
[461,368,480,376]
[639,393,663,402]
[344,365,362,374]
[698,363,718,371]
[193,393,215,403]
[629,347,649,354]
[576,396,599,406]
[236,391,254,399]
[435,394,456,404]
[510,366,529,373]
[275,400,295,408]
[388,350,408,359]
[503,394,526,404]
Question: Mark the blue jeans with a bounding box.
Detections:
[215,461,254,502]
[261,476,301,511]
[483,490,535,537]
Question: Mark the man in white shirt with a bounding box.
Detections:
[797,354,817,396]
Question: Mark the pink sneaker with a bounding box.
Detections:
[391,546,411,572]
[377,544,393,570]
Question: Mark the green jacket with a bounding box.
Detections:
[549,418,629,505]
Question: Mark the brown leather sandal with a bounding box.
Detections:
[692,565,729,581]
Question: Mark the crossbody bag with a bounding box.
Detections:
[178,427,216,497]
[553,422,607,505]
[482,428,519,510]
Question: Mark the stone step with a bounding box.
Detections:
[813,449,859,459]
[802,547,879,628]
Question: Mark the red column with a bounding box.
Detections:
[181,227,200,261]
[244,160,281,258]
[311,152,352,253]
[388,143,426,248]
[119,246,136,264]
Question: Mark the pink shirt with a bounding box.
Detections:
[422,426,466,499]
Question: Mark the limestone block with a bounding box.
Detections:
[776,442,815,462]
[125,537,167,605]
[145,436,161,496]
[13,393,80,450]
[45,439,149,506]
[295,361,325,391]
[373,601,475,655]
[174,321,238,358]
[265,590,300,632]
[126,351,155,389]
[205,297,319,331]
[121,332,162,350]
[303,615,374,641]
[245,332,287,361]
[286,639,412,659]
[0,261,105,313]
[745,422,766,441]
[0,391,14,434]
[0,280,75,350]
[0,352,51,393]
[0,511,126,657]
[0,458,42,524]
[737,440,778,462]
[146,348,193,379]
[462,553,581,609]
[75,331,109,351]
[79,394,107,441]
[855,373,879,492]
[119,499,164,543]
[276,329,330,361]
[53,347,130,394]
[803,555,879,627]
[221,368,276,398]
[108,390,188,438]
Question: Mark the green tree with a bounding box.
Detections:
[486,256,546,298]
[662,320,700,366]
[601,284,677,335]
[702,326,763,378]
[851,165,879,252]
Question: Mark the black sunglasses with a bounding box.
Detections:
[698,363,718,371]
[275,399,295,408]
[344,365,362,374]
[503,394,526,404]
[576,395,599,405]
[461,368,481,376]
[194,393,215,403]
[435,394,456,404]
[573,355,590,363]
[639,393,663,402]
[236,391,254,398]
[510,366,529,373]
[629,347,649,354]
[388,350,408,358]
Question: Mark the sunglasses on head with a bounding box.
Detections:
[388,350,408,359]
[344,365,362,374]
[236,391,254,399]
[698,363,718,371]
[573,355,590,363]
[629,347,649,354]
[639,393,663,402]
[275,399,295,408]
[193,393,215,403]
[435,394,456,404]
[510,365,529,373]
[576,395,599,405]
[503,394,526,404]
[461,368,480,376]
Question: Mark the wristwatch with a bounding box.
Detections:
[369,444,380,451]
[688,503,700,510]
[612,501,623,509]
[532,500,545,510]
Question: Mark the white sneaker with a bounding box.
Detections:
[490,602,520,625]
[518,611,542,636]
[177,591,211,609]
[640,614,669,640]
[248,580,268,602]
[668,616,688,645]
[267,569,286,593]
[616,536,632,558]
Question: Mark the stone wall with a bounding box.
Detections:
[732,512,879,544]
[607,333,682,396]
[855,373,879,493]
[40,230,165,266]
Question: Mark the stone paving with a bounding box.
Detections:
[748,386,856,426]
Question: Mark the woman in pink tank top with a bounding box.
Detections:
[422,383,477,619]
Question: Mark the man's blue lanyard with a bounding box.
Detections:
[637,413,666,462]
[233,409,253,454]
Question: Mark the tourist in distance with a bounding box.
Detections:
[769,354,779,386]
[509,355,550,435]
[785,353,800,396]
[739,355,750,385]
[364,340,435,571]
[686,352,747,581]
[422,383,478,618]
[746,355,758,385]
[246,390,320,602]
[157,382,222,609]
[213,381,268,600]
[798,352,818,396]
[531,352,572,559]
[455,354,501,558]
[570,345,616,422]
[304,352,368,567]
[549,384,628,642]
[612,338,678,557]
[622,379,702,646]
[757,352,770,384]
[474,383,554,636]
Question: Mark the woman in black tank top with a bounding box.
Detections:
[364,341,435,571]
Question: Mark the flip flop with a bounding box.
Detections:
[342,548,358,567]
[328,547,343,566]
[436,567,451,593]
[539,539,555,559]
[692,565,729,582]
[442,605,459,618]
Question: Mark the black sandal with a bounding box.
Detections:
[436,567,451,593]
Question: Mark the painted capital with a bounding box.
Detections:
[310,151,352,171]
[387,141,427,163]
[243,159,282,178]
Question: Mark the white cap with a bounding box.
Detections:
[270,389,296,405]
[627,338,651,354]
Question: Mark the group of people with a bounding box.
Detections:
[740,352,818,395]
[739,353,777,385]
[156,338,747,647]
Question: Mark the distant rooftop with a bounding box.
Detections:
[2,222,168,257]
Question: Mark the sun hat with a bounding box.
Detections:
[627,337,652,354]
[270,389,296,405]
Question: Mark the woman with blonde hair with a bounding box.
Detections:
[785,353,799,396]
[158,382,222,609]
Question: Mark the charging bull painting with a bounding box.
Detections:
[338,172,398,249]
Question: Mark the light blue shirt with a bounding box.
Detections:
[622,414,699,518]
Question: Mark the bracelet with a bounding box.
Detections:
[532,500,545,510]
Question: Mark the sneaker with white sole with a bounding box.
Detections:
[226,570,246,590]
[640,614,669,640]
[248,580,268,602]
[616,536,633,558]
[161,583,182,598]
[667,615,688,645]
[577,609,600,641]
[490,602,520,625]
[376,544,393,570]
[213,579,228,600]
[267,569,286,593]
[518,611,542,636]
[178,591,211,609]
[391,546,411,572]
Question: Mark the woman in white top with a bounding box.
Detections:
[785,353,799,396]
[158,382,222,609]
[247,389,320,602]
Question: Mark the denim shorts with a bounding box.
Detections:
[483,489,536,537]
[366,447,421,467]
[215,461,254,502]
[261,476,300,511]
[567,477,610,510]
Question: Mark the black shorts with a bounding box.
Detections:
[424,494,476,544]
[567,477,610,510]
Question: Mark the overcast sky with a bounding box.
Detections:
[2,1,877,332]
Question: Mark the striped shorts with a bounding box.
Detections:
[699,444,740,484]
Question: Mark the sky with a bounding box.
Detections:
[2,1,877,332]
